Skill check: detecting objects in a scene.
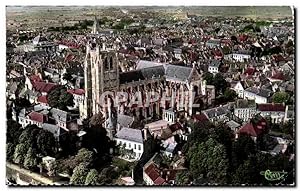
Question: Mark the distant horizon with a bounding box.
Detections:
[6,6,293,18]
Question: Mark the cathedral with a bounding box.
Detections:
[80,17,206,138]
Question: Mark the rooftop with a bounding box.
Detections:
[115,127,143,143]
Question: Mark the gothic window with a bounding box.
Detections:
[104,57,109,70]
[109,57,113,70]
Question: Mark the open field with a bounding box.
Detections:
[6,6,293,31]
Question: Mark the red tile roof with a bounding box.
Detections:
[270,72,285,81]
[67,89,85,95]
[28,111,46,123]
[238,123,260,137]
[29,75,42,83]
[154,177,165,185]
[169,122,183,132]
[37,96,48,104]
[239,34,248,42]
[192,113,209,122]
[244,67,257,76]
[145,164,160,182]
[32,82,58,93]
[238,117,267,137]
[273,55,285,62]
[65,54,76,62]
[257,103,285,112]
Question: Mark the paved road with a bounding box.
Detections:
[6,162,56,185]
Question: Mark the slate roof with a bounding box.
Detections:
[206,39,221,45]
[226,120,241,130]
[165,65,193,82]
[120,65,165,84]
[117,114,134,128]
[50,108,68,122]
[135,61,195,83]
[208,59,221,67]
[203,104,233,119]
[245,87,273,98]
[7,82,19,95]
[115,127,143,143]
[32,35,48,45]
[42,123,60,137]
[164,142,177,153]
[235,99,256,108]
[136,60,164,70]
[44,68,58,75]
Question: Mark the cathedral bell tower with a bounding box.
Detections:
[83,42,119,119]
[91,16,100,35]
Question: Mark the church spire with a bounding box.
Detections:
[92,15,100,34]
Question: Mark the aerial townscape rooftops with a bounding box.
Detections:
[6,6,295,187]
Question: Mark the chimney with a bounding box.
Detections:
[117,124,121,132]
[131,169,134,180]
[143,129,147,141]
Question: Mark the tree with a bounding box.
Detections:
[82,126,111,158]
[6,143,15,162]
[36,130,56,156]
[202,72,214,85]
[188,138,229,184]
[224,88,237,102]
[89,113,105,128]
[18,125,40,149]
[13,143,27,165]
[213,73,229,94]
[232,156,258,184]
[85,169,99,185]
[285,40,293,48]
[60,131,79,156]
[222,46,231,55]
[232,134,256,169]
[24,148,38,170]
[207,144,229,184]
[210,125,234,170]
[63,72,73,82]
[175,171,190,185]
[98,167,115,184]
[48,86,74,110]
[282,120,294,138]
[182,121,212,154]
[272,91,290,104]
[230,36,238,42]
[7,120,22,145]
[70,163,89,185]
[75,148,94,167]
